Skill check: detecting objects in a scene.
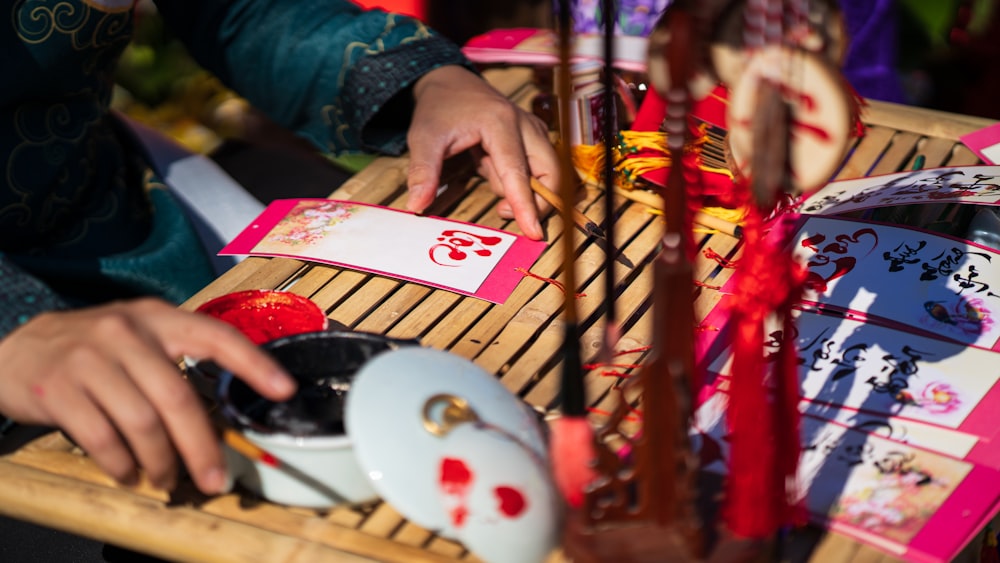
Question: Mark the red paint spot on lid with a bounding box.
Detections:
[450,506,468,528]
[440,457,473,491]
[494,485,527,518]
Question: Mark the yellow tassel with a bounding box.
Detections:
[571,128,731,192]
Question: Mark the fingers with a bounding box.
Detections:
[407,66,557,239]
[131,300,297,493]
[111,322,224,493]
[144,299,295,401]
[476,153,552,225]
[478,111,560,240]
[0,299,297,495]
[481,148,543,240]
[405,139,447,215]
[43,365,143,487]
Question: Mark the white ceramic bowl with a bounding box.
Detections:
[222,429,376,508]
[216,330,416,508]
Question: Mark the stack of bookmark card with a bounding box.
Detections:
[694,165,1000,562]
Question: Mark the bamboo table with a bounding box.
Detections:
[0,67,996,563]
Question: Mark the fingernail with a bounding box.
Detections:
[203,466,228,494]
[532,219,544,239]
[154,474,177,492]
[270,370,296,395]
[118,470,139,488]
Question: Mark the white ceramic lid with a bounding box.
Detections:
[344,347,552,540]
[435,423,560,563]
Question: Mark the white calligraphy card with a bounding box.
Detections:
[701,377,998,469]
[692,385,1000,563]
[788,215,1000,350]
[797,165,1000,216]
[220,199,546,304]
[700,307,1000,441]
[797,402,998,469]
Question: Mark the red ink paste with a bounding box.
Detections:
[195,290,327,345]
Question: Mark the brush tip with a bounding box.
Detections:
[549,417,598,509]
[586,223,607,240]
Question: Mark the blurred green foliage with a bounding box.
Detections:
[115,10,203,106]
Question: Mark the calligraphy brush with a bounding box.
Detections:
[598,0,620,364]
[222,427,280,468]
[549,0,598,510]
[530,177,606,240]
[531,177,634,269]
[220,427,348,504]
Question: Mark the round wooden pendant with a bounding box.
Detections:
[709,0,847,90]
[726,45,852,197]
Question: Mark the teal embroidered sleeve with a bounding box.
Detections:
[152,0,472,156]
[0,256,69,339]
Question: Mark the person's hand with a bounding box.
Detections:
[406,65,560,240]
[0,298,295,494]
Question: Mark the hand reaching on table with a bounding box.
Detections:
[0,298,295,494]
[405,65,561,241]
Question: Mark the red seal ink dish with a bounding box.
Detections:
[195,289,329,345]
[186,290,330,398]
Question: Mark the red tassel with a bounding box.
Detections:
[723,197,806,538]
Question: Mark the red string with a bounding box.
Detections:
[514,268,587,298]
[693,280,723,291]
[599,370,633,379]
[586,407,640,423]
[613,345,652,356]
[583,362,644,370]
[702,248,741,268]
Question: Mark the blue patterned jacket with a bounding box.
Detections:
[0,0,467,336]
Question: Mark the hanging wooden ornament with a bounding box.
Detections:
[709,0,848,92]
[713,0,855,543]
[726,44,853,204]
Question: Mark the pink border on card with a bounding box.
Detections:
[220,199,546,305]
[696,385,1000,562]
[222,198,301,254]
[801,412,1000,563]
[906,463,1000,562]
[960,122,1000,165]
[475,234,547,302]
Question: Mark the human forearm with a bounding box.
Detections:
[152,0,469,155]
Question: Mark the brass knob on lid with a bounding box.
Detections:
[421,393,480,437]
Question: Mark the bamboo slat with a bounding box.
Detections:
[863,99,997,141]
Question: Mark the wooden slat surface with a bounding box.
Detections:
[1,66,997,563]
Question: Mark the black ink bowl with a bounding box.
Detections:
[217,330,418,437]
[212,330,418,508]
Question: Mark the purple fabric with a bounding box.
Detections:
[839,0,906,103]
